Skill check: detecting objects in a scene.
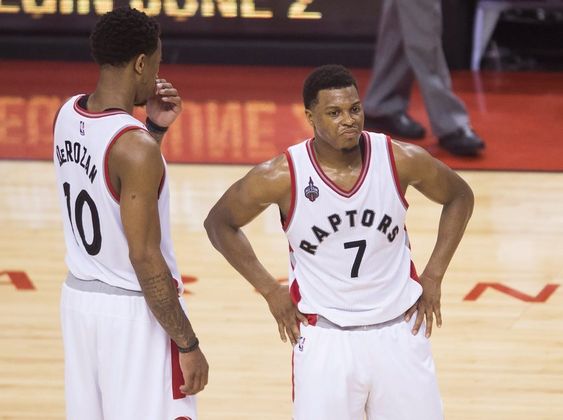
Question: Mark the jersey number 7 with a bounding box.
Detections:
[343,240,366,278]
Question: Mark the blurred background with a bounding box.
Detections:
[1,1,563,419]
[1,0,562,70]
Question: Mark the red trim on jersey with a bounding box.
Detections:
[410,260,420,282]
[404,226,419,282]
[170,340,187,400]
[305,314,318,326]
[172,276,182,294]
[73,95,128,118]
[158,163,166,198]
[103,126,146,203]
[306,132,371,198]
[282,150,297,231]
[289,279,301,304]
[385,135,409,209]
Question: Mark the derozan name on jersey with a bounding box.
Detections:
[299,208,400,255]
[55,140,97,183]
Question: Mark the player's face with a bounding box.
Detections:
[306,86,364,151]
[134,39,162,106]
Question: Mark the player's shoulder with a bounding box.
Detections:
[238,153,291,202]
[247,153,290,182]
[390,138,452,185]
[391,138,433,168]
[111,128,162,168]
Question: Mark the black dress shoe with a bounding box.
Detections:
[364,112,426,139]
[438,127,485,156]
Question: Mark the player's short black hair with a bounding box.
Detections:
[90,7,160,66]
[303,64,358,109]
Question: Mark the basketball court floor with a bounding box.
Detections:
[0,62,562,419]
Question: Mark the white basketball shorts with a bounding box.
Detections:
[292,314,443,420]
[60,281,197,420]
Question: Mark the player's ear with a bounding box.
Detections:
[133,54,146,75]
[305,109,315,128]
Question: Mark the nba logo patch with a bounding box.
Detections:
[79,121,85,136]
[298,336,306,351]
[304,177,319,202]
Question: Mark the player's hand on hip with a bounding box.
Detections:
[263,284,308,346]
[146,78,182,129]
[179,348,209,395]
[405,273,442,338]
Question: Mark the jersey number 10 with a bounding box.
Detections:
[63,182,102,256]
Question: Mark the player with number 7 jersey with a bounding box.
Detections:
[205,64,474,420]
[283,131,422,327]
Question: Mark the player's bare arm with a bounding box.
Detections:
[110,130,208,394]
[393,140,474,337]
[205,154,308,346]
[145,78,182,144]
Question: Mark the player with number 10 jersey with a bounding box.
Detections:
[53,95,182,293]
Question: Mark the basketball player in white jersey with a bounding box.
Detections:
[205,65,474,419]
[53,8,207,420]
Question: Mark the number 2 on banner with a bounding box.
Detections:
[344,240,366,278]
[288,0,321,19]
[63,182,102,256]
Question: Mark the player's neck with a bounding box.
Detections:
[312,138,363,171]
[89,71,135,114]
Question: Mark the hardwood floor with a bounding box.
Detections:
[1,161,562,419]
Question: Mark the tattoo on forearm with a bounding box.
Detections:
[139,271,194,346]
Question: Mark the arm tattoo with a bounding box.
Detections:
[139,270,194,347]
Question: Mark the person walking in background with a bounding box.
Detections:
[53,7,208,419]
[363,0,485,156]
[205,64,474,419]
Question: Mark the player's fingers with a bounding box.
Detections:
[159,87,178,97]
[190,378,203,395]
[405,302,418,322]
[295,310,309,326]
[193,374,204,394]
[181,382,195,395]
[288,320,300,346]
[435,306,442,328]
[203,364,209,387]
[425,309,434,338]
[180,373,196,394]
[412,308,424,335]
[162,96,182,106]
[277,320,287,343]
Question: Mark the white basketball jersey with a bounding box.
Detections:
[53,95,181,292]
[284,132,422,326]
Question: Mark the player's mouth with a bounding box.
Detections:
[340,128,359,136]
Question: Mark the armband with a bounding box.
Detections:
[145,117,168,134]
[177,337,199,353]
